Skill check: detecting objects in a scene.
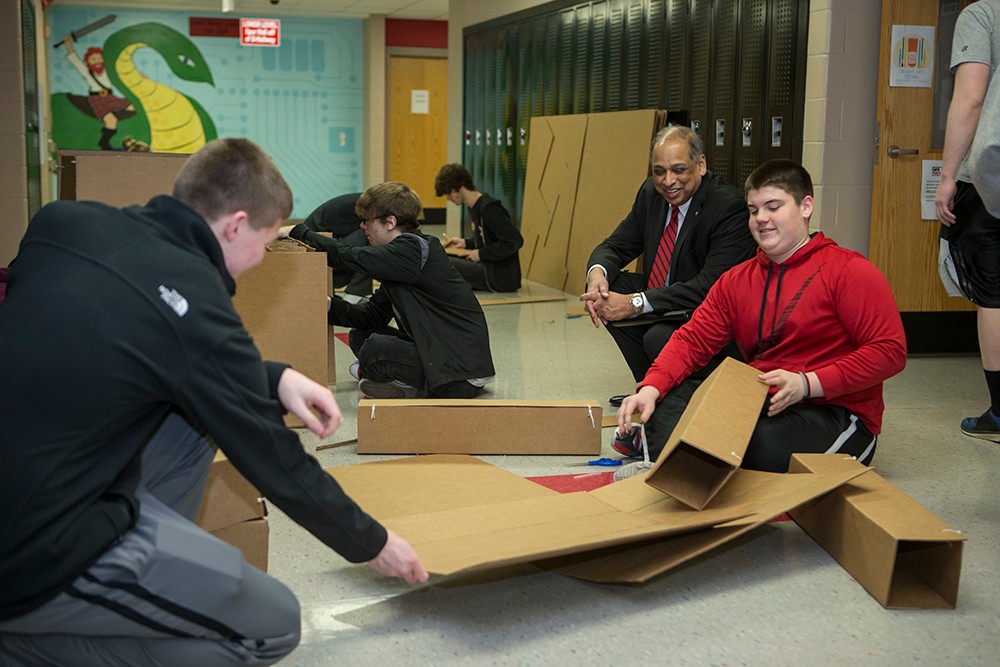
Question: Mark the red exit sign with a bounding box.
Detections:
[240,18,281,47]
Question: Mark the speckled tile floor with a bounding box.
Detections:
[273,279,1000,666]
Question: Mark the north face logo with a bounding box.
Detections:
[158,285,189,317]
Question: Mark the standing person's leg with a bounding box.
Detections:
[448,255,491,291]
[742,403,877,473]
[947,182,1000,440]
[0,414,301,667]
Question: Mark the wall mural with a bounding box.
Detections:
[49,7,365,218]
[53,17,217,153]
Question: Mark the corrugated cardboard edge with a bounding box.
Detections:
[645,358,769,509]
[788,454,965,609]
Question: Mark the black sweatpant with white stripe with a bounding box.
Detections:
[0,414,301,666]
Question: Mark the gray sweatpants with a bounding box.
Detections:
[0,413,301,666]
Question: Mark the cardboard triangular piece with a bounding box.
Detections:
[553,460,870,583]
[644,358,769,509]
[787,454,965,609]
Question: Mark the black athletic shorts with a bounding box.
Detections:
[942,181,1000,307]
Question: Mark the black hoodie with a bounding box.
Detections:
[0,196,386,620]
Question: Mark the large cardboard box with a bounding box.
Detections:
[644,358,769,509]
[233,245,329,427]
[58,150,188,207]
[196,450,266,531]
[788,454,965,609]
[356,399,603,455]
[196,451,270,572]
[328,453,866,581]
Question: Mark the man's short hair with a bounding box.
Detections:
[651,124,704,163]
[356,182,422,232]
[744,159,814,204]
[172,138,293,230]
[434,163,475,197]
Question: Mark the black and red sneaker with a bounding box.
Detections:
[611,428,644,459]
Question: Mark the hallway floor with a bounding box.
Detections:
[273,279,1000,666]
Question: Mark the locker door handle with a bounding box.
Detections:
[887,145,919,159]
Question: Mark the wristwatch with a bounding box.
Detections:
[631,292,644,315]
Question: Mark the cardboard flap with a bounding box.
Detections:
[645,358,769,509]
[329,454,745,577]
[332,455,554,520]
[556,464,870,583]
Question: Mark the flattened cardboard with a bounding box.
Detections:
[356,400,602,455]
[645,358,769,509]
[330,455,743,577]
[519,110,664,292]
[195,450,265,532]
[212,518,269,572]
[788,454,965,609]
[551,462,868,583]
[233,250,329,427]
[327,453,865,581]
[521,114,587,290]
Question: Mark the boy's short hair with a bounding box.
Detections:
[651,124,704,163]
[172,138,293,229]
[434,163,476,197]
[744,159,814,204]
[356,182,422,232]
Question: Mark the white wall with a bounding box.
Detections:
[803,0,883,255]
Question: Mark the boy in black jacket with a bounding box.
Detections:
[436,163,523,293]
[0,139,426,666]
[289,182,495,399]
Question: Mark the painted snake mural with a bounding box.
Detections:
[53,22,217,153]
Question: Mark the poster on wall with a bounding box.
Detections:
[890,25,935,88]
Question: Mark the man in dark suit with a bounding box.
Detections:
[582,124,754,457]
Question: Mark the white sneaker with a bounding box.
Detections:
[348,360,361,380]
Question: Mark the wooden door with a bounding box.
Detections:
[870,0,975,313]
[388,56,447,218]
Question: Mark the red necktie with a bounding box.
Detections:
[647,206,679,288]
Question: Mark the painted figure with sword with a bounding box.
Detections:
[56,14,135,150]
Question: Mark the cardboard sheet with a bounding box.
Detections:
[519,110,665,292]
[553,461,868,583]
[328,454,865,581]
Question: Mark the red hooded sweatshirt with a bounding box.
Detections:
[641,232,907,434]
